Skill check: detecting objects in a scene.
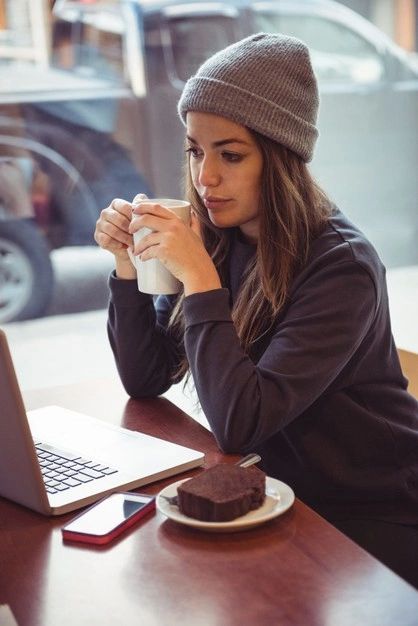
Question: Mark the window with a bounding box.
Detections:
[166,16,235,83]
[254,12,385,83]
[51,13,125,83]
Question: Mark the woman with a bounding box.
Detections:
[95,34,418,587]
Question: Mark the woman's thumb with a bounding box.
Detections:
[132,193,148,206]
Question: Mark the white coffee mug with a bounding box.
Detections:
[130,198,191,295]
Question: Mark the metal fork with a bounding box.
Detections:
[160,453,262,506]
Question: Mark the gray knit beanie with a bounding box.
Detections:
[178,33,319,162]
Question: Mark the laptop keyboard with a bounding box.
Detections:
[35,442,118,495]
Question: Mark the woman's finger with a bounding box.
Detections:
[94,198,137,260]
[133,231,162,257]
[100,218,133,247]
[131,200,174,220]
[132,192,149,205]
[129,211,180,235]
[108,198,134,226]
[100,207,130,234]
[95,230,127,251]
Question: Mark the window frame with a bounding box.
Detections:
[158,4,241,89]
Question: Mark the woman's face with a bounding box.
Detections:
[186,112,263,243]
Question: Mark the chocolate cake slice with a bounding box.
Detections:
[177,464,266,522]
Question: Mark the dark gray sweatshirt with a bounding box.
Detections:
[107,209,418,524]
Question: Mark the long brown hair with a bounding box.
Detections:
[169,130,331,378]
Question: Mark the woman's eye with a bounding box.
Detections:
[185,147,203,159]
[222,152,244,163]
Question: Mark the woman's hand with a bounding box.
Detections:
[94,196,141,279]
[130,200,221,295]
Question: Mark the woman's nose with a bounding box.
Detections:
[198,156,220,187]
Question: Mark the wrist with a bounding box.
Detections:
[183,269,221,296]
[115,255,137,280]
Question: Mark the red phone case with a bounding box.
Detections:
[62,494,156,545]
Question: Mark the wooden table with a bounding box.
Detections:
[1,379,418,626]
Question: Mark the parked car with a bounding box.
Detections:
[0,0,417,322]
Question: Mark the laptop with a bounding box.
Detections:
[0,329,204,515]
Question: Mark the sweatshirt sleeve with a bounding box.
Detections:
[183,261,377,454]
[107,272,183,397]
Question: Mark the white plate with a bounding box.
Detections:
[156,476,295,532]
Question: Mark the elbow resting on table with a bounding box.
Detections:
[213,430,257,456]
[211,393,264,454]
[216,440,244,455]
[117,370,171,400]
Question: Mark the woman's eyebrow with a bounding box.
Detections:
[186,135,250,148]
[213,138,250,148]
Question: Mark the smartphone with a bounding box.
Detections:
[62,492,155,545]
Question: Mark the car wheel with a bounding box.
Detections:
[0,219,54,322]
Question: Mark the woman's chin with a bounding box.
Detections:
[208,214,236,229]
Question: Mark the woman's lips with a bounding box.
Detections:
[203,197,232,211]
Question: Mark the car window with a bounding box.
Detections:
[51,15,125,83]
[254,12,385,83]
[166,16,236,83]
